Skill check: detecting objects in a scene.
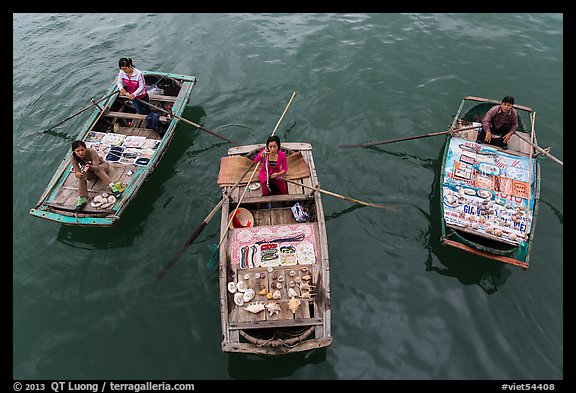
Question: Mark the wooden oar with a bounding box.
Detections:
[339,124,480,149]
[153,161,257,283]
[135,97,238,144]
[31,90,119,137]
[513,127,563,167]
[281,177,398,211]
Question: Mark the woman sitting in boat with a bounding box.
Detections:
[117,57,150,115]
[70,140,122,211]
[476,96,518,150]
[254,135,288,196]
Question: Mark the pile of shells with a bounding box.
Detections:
[90,192,116,209]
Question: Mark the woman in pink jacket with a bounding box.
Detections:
[254,135,288,196]
[117,57,150,115]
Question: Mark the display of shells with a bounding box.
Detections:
[227,282,237,293]
[234,292,244,306]
[243,288,255,302]
[236,281,248,292]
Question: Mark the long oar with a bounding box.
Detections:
[135,97,238,144]
[153,161,257,283]
[281,177,398,211]
[513,129,563,167]
[339,124,480,148]
[31,90,119,137]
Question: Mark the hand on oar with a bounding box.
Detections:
[26,90,119,138]
[134,98,239,144]
[339,124,480,149]
[280,177,399,211]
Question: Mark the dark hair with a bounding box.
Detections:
[71,140,87,164]
[266,135,281,149]
[119,57,134,68]
[502,96,515,105]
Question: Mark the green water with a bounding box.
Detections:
[13,13,563,380]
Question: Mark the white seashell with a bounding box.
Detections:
[265,302,281,317]
[99,202,112,209]
[287,288,298,298]
[509,233,517,241]
[277,275,284,282]
[243,288,255,302]
[236,281,247,292]
[294,276,301,283]
[289,270,297,277]
[267,267,274,273]
[243,302,265,314]
[101,192,109,198]
[227,282,237,293]
[91,201,103,208]
[275,282,283,289]
[272,290,281,300]
[471,222,479,230]
[107,195,116,203]
[234,292,244,306]
[244,273,250,280]
[93,195,104,203]
[289,280,295,288]
[255,272,260,279]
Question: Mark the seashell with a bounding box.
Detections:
[107,195,116,204]
[266,291,273,299]
[494,229,502,237]
[299,282,313,292]
[288,297,301,314]
[258,287,268,296]
[289,280,295,288]
[300,267,308,272]
[302,274,311,282]
[243,288,255,302]
[519,205,526,211]
[234,292,244,306]
[101,192,109,198]
[300,291,313,300]
[243,302,265,314]
[277,275,284,282]
[471,222,479,230]
[244,273,250,280]
[287,287,298,298]
[272,290,281,300]
[227,282,237,293]
[99,202,112,209]
[236,281,247,292]
[265,302,281,317]
[458,189,465,197]
[91,201,103,208]
[509,233,517,241]
[255,272,260,279]
[267,267,274,273]
[294,276,301,283]
[275,282,283,289]
[93,195,105,203]
[289,270,297,277]
[463,221,470,227]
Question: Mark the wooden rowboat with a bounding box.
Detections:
[29,71,197,227]
[439,96,541,269]
[216,142,332,354]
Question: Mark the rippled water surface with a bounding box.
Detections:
[13,13,563,380]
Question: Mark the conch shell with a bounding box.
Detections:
[243,302,265,314]
[265,302,281,317]
[288,297,301,314]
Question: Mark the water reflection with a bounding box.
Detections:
[227,348,327,379]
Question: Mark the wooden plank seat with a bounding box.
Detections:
[148,93,178,102]
[105,111,169,122]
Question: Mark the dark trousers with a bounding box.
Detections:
[477,123,512,147]
[132,94,151,115]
